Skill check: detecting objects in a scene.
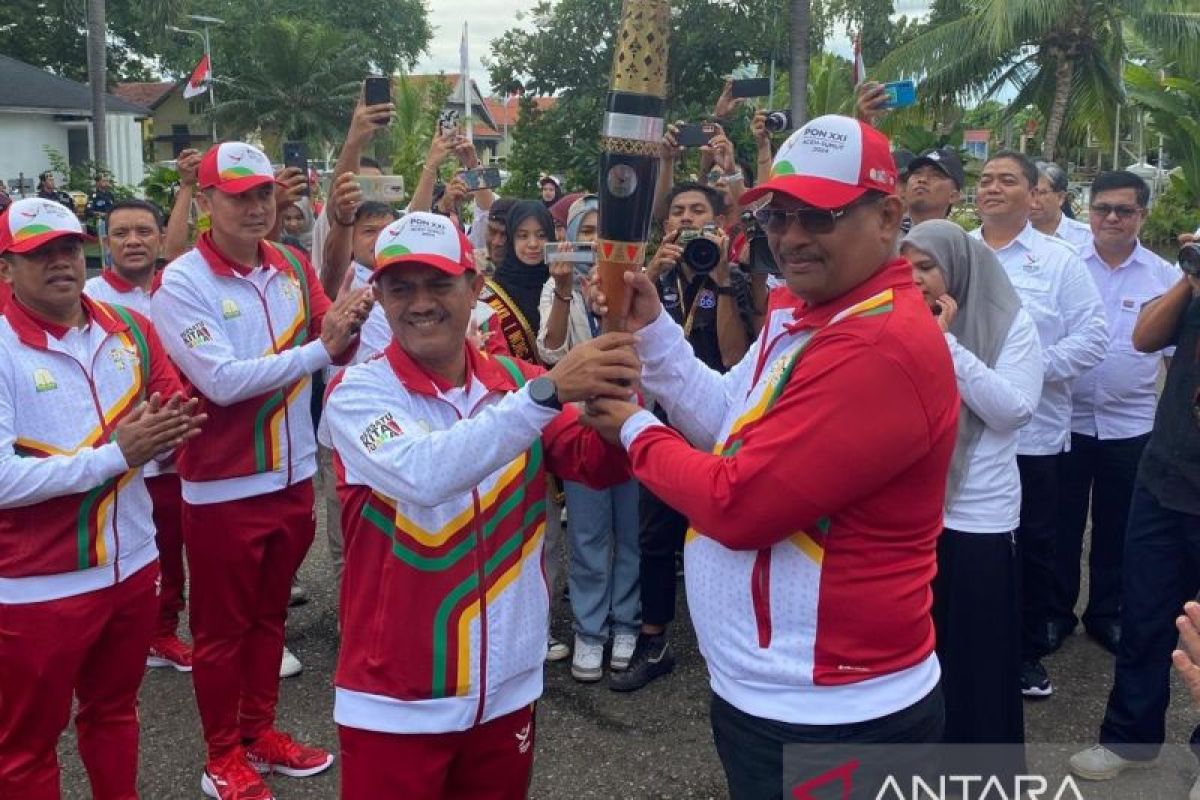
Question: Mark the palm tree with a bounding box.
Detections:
[879,0,1200,161]
[790,0,811,126]
[1125,64,1200,204]
[211,19,363,155]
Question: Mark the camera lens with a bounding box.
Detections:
[765,111,792,133]
[1179,244,1200,276]
[683,236,721,273]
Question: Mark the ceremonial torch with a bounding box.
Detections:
[596,0,670,332]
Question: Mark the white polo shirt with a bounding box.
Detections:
[1054,214,1094,253]
[1072,241,1180,439]
[971,222,1108,455]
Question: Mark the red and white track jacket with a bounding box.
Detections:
[620,260,959,725]
[0,297,184,603]
[152,234,351,504]
[85,270,173,480]
[325,341,628,734]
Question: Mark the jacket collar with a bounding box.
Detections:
[384,338,519,398]
[197,232,290,278]
[100,269,160,294]
[5,294,126,350]
[785,257,910,333]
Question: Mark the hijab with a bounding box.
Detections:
[903,219,1023,504]
[494,200,555,331]
[540,177,563,208]
[281,197,315,253]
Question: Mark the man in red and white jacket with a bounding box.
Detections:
[323,212,637,798]
[85,198,194,672]
[586,116,960,799]
[151,142,373,800]
[0,197,203,799]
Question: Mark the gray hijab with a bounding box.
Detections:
[904,219,1022,505]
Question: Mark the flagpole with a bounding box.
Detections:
[462,22,474,145]
[203,24,217,142]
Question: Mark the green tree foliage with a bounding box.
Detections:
[1126,64,1200,207]
[210,19,362,154]
[386,76,455,196]
[0,0,430,86]
[879,0,1200,161]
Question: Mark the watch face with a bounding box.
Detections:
[606,164,638,198]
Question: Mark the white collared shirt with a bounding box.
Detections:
[1054,214,1094,253]
[971,222,1108,455]
[1072,241,1180,439]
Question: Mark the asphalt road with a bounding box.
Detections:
[58,518,1200,800]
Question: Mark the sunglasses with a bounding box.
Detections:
[1089,204,1142,220]
[753,195,878,235]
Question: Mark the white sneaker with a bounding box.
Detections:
[611,633,637,671]
[545,636,570,663]
[280,646,303,679]
[571,636,604,682]
[1068,744,1155,781]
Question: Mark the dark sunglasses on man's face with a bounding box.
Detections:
[754,195,875,236]
[1089,204,1142,220]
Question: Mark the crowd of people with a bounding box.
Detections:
[0,75,1199,800]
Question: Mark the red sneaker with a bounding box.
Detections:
[246,730,334,778]
[146,634,193,672]
[201,750,274,800]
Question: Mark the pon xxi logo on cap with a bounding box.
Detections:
[9,200,80,242]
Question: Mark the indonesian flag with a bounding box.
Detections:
[852,32,866,87]
[183,55,211,99]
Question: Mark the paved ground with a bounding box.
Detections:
[59,520,1200,800]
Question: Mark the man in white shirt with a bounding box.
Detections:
[1053,171,1180,658]
[972,150,1108,699]
[1031,161,1093,252]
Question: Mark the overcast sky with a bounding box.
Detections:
[413,0,935,97]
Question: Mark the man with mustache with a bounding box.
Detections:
[585,115,960,798]
[85,199,194,673]
[0,197,204,799]
[151,142,373,800]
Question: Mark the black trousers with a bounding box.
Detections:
[638,485,688,628]
[1017,454,1062,662]
[710,687,944,800]
[1054,432,1149,633]
[1100,485,1200,760]
[933,529,1025,749]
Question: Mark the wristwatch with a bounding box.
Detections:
[528,376,561,411]
[715,285,736,296]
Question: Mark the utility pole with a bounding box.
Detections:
[790,0,811,126]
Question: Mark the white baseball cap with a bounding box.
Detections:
[198,142,276,194]
[741,114,898,210]
[0,197,93,255]
[372,212,475,278]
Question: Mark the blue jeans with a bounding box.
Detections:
[564,480,641,644]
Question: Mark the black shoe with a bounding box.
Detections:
[1086,623,1121,655]
[609,635,675,693]
[1021,660,1053,698]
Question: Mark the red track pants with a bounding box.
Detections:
[184,479,315,761]
[146,474,186,639]
[338,705,536,800]
[0,562,158,800]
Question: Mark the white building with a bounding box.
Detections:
[0,54,149,194]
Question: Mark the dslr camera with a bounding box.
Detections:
[678,225,723,274]
[763,110,793,134]
[1180,243,1200,277]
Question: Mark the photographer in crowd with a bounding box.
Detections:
[904,148,965,227]
[1069,227,1200,790]
[613,181,757,693]
[1053,171,1179,658]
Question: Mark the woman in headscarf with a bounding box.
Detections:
[902,220,1043,758]
[279,196,315,254]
